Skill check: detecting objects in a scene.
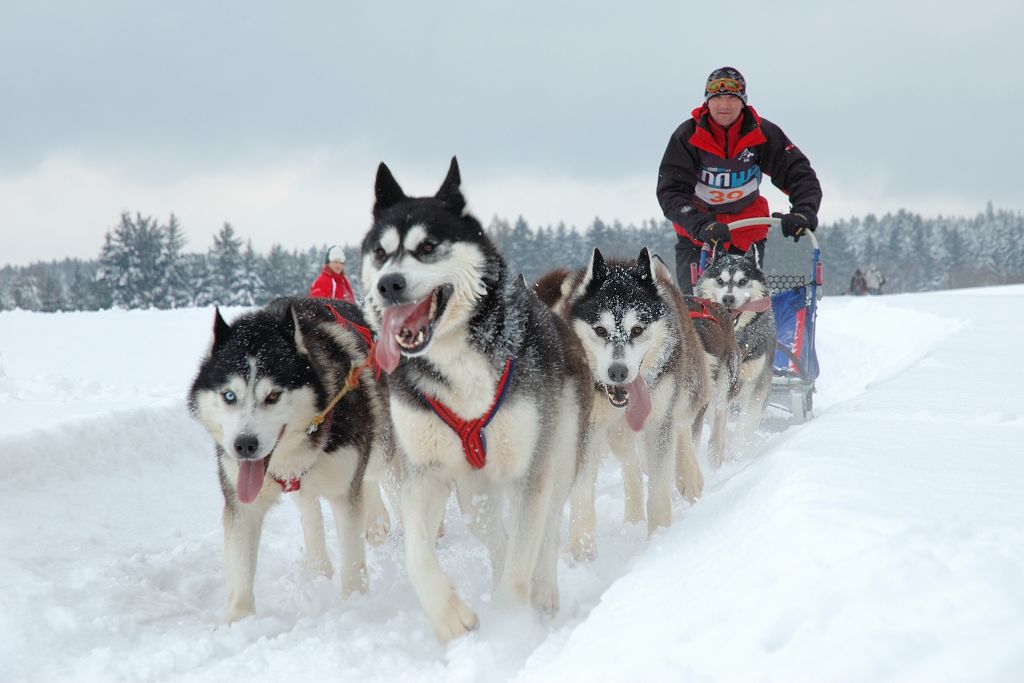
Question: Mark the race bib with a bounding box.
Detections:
[695,164,762,205]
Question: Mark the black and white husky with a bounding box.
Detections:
[537,249,710,560]
[696,246,776,453]
[359,158,591,643]
[188,298,391,623]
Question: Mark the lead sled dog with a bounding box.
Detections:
[535,249,711,560]
[188,298,391,622]
[359,157,591,642]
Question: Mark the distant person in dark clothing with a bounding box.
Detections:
[849,269,868,296]
[657,66,823,294]
[309,245,356,303]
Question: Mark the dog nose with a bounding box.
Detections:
[607,363,629,384]
[377,273,407,303]
[234,434,260,458]
[721,294,736,307]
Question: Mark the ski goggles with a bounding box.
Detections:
[705,77,744,95]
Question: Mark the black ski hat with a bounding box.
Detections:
[705,66,747,104]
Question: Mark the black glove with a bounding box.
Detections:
[773,212,818,242]
[680,207,731,244]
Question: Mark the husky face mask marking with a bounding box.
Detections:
[361,158,496,374]
[570,248,669,412]
[698,245,769,310]
[192,307,323,502]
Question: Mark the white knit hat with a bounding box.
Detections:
[327,245,346,264]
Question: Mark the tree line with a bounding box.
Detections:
[1,204,1022,312]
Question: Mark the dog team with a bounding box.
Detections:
[189,155,788,643]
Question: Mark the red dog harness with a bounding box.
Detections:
[419,356,516,469]
[688,298,721,323]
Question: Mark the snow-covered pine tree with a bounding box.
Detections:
[205,222,245,306]
[99,212,166,309]
[160,214,191,309]
[262,244,299,300]
[237,240,266,306]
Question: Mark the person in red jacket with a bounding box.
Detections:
[657,66,823,294]
[309,245,356,303]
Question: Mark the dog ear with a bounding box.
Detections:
[212,307,232,352]
[435,156,466,214]
[286,305,311,357]
[582,247,609,291]
[374,162,407,215]
[743,244,761,270]
[649,251,674,283]
[634,247,655,284]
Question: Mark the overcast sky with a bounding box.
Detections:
[2,0,1020,267]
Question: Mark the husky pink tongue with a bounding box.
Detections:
[376,295,434,374]
[625,374,652,432]
[236,458,266,504]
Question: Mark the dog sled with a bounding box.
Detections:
[693,217,822,424]
[757,218,822,423]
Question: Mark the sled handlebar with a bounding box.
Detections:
[725,217,819,250]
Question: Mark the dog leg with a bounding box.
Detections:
[568,432,601,562]
[327,491,368,598]
[615,439,645,525]
[293,492,333,578]
[689,405,706,460]
[707,401,728,469]
[403,469,478,643]
[222,499,270,622]
[363,479,391,547]
[501,465,553,606]
[646,416,676,535]
[532,496,563,615]
[675,421,704,503]
[455,475,507,584]
[732,359,771,450]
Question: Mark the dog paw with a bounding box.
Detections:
[224,601,254,624]
[622,502,645,525]
[432,595,479,643]
[568,533,597,563]
[647,506,672,536]
[676,469,704,503]
[708,447,725,470]
[340,564,368,598]
[531,579,560,615]
[365,513,390,547]
[306,555,334,578]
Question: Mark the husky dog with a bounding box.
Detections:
[683,277,740,470]
[538,248,710,560]
[188,298,391,623]
[696,245,776,453]
[360,158,591,643]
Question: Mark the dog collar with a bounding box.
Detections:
[418,356,516,469]
[274,475,303,493]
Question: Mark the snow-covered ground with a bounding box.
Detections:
[2,286,1023,682]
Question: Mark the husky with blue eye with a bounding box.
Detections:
[359,158,592,643]
[696,245,776,458]
[188,297,393,623]
[537,248,711,560]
